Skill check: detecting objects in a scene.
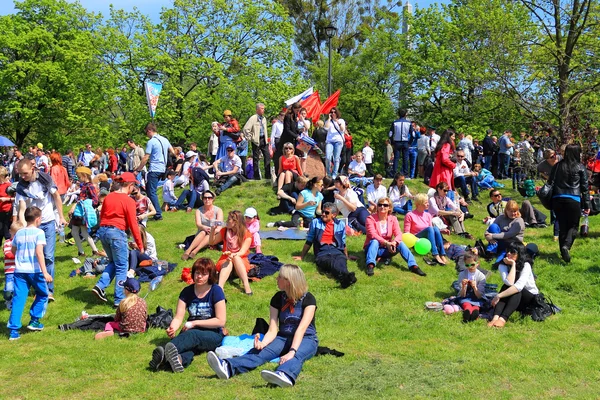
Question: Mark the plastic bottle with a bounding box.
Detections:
[81,311,89,320]
[150,275,164,291]
[298,217,303,230]
[58,225,65,243]
[580,215,589,237]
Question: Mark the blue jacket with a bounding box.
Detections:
[306,217,346,256]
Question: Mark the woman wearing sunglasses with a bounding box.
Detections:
[364,197,425,277]
[428,182,474,239]
[276,142,303,192]
[181,190,223,261]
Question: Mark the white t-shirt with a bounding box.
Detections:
[326,119,346,144]
[430,133,440,152]
[453,160,472,178]
[334,189,364,217]
[163,179,177,203]
[15,180,57,224]
[366,184,387,205]
[499,262,539,295]
[348,160,367,176]
[362,146,374,164]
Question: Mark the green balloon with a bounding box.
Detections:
[414,238,432,255]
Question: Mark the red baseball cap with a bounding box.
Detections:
[118,172,139,184]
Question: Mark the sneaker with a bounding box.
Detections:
[560,246,571,263]
[27,320,44,331]
[409,266,427,277]
[464,213,475,219]
[9,330,20,341]
[266,222,276,228]
[471,310,480,321]
[165,342,184,373]
[260,370,294,387]
[366,264,375,276]
[207,351,230,379]
[383,258,391,266]
[92,286,108,302]
[462,309,471,323]
[340,272,357,288]
[152,215,163,221]
[149,346,165,371]
[47,294,55,302]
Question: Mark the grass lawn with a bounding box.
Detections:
[1,177,600,399]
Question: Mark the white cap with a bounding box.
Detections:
[244,207,258,218]
[185,151,197,159]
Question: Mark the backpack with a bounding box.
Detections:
[147,306,173,329]
[523,292,556,322]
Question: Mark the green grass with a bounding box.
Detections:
[1,178,600,399]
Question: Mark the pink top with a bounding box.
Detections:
[364,214,402,248]
[404,210,433,234]
[245,219,261,249]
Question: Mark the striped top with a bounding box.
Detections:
[13,227,46,274]
[3,238,15,274]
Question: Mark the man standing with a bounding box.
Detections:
[497,130,513,179]
[294,202,357,288]
[482,129,494,171]
[62,149,75,179]
[243,103,270,180]
[127,139,145,174]
[134,123,174,221]
[212,144,243,195]
[14,159,67,301]
[389,109,413,177]
[79,144,95,167]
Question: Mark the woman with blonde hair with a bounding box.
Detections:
[207,264,318,388]
[209,210,253,295]
[404,193,448,265]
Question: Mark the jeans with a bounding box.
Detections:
[315,245,350,279]
[484,155,492,171]
[454,176,478,199]
[3,273,14,301]
[171,328,224,368]
[325,141,343,178]
[348,207,370,234]
[393,201,412,215]
[416,227,446,256]
[227,334,318,383]
[365,240,417,268]
[498,153,510,179]
[252,137,271,180]
[96,227,129,306]
[349,176,372,187]
[408,146,418,178]
[485,223,509,261]
[175,189,202,210]
[146,171,163,218]
[39,221,56,294]
[7,272,48,331]
[129,249,152,274]
[393,141,410,176]
[216,174,241,193]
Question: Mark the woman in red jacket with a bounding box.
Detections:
[429,130,456,190]
[49,152,70,197]
[107,148,119,174]
[363,197,425,277]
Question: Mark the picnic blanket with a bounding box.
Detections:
[259,228,307,240]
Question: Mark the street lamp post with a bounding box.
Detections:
[325,25,337,97]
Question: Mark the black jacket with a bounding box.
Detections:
[548,161,590,209]
[482,135,494,156]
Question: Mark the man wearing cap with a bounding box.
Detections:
[389,109,413,177]
[243,103,271,180]
[92,172,144,307]
[13,158,67,301]
[212,144,243,195]
[294,202,357,288]
[134,123,175,221]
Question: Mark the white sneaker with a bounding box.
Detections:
[266,222,276,228]
[177,244,186,249]
[260,370,294,387]
[207,351,230,379]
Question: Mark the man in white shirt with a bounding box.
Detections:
[270,112,284,151]
[14,159,67,301]
[453,149,479,202]
[429,127,440,153]
[79,144,95,167]
[366,174,387,212]
[212,144,243,195]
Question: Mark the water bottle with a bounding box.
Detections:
[150,275,164,291]
[58,225,65,243]
[298,217,303,229]
[81,310,89,320]
[580,215,589,237]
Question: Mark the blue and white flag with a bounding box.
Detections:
[144,81,163,118]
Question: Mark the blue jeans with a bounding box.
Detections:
[96,227,129,306]
[349,176,372,187]
[365,240,417,267]
[325,142,343,178]
[129,249,152,274]
[39,221,56,294]
[175,189,202,210]
[416,227,446,256]
[227,334,318,383]
[393,141,410,176]
[486,223,508,262]
[484,155,492,171]
[171,328,224,368]
[216,174,241,193]
[146,171,163,218]
[348,207,370,234]
[3,273,14,301]
[408,146,418,178]
[393,201,412,215]
[498,153,510,179]
[7,272,48,331]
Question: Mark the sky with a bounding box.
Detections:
[0,0,448,22]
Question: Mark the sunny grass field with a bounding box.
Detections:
[1,178,600,399]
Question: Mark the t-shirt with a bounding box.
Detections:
[270,291,317,337]
[179,284,226,333]
[362,147,374,164]
[320,220,335,244]
[298,189,323,218]
[334,189,364,217]
[13,226,47,274]
[499,135,512,154]
[367,184,387,205]
[145,134,172,173]
[163,179,177,203]
[326,119,345,144]
[218,155,242,173]
[3,238,15,273]
[15,180,57,224]
[0,182,13,213]
[348,160,367,176]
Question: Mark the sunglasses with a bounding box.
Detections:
[322,211,332,215]
[493,193,502,197]
[377,203,390,208]
[457,155,464,158]
[285,147,293,150]
[442,189,449,193]
[203,196,213,200]
[465,262,478,267]
[227,148,234,152]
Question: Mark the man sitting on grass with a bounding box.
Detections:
[212,144,243,196]
[294,202,357,288]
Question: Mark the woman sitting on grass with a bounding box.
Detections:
[388,173,413,215]
[484,200,525,262]
[277,142,303,192]
[428,181,474,240]
[269,177,324,229]
[333,175,369,234]
[404,193,448,265]
[181,190,223,261]
[149,258,226,372]
[488,243,538,328]
[209,210,253,295]
[207,264,317,388]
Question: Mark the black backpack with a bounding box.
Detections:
[147,306,173,329]
[524,293,555,322]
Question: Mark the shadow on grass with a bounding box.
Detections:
[435,291,455,299]
[585,266,600,274]
[62,286,101,307]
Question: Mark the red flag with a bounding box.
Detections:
[301,91,322,124]
[319,90,341,116]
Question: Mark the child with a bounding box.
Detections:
[362,141,374,177]
[348,151,371,187]
[244,207,262,254]
[3,223,22,309]
[7,206,52,340]
[0,166,13,248]
[70,256,109,278]
[129,225,158,275]
[132,186,156,227]
[162,170,178,211]
[457,251,486,323]
[64,182,80,206]
[94,277,147,339]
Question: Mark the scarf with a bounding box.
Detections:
[16,171,56,199]
[434,193,448,212]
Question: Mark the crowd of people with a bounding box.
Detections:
[0,104,597,387]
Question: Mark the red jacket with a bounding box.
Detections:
[100,192,144,251]
[364,214,402,249]
[429,143,456,190]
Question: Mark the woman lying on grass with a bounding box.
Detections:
[207,264,317,388]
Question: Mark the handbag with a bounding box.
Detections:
[589,194,600,216]
[537,166,557,210]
